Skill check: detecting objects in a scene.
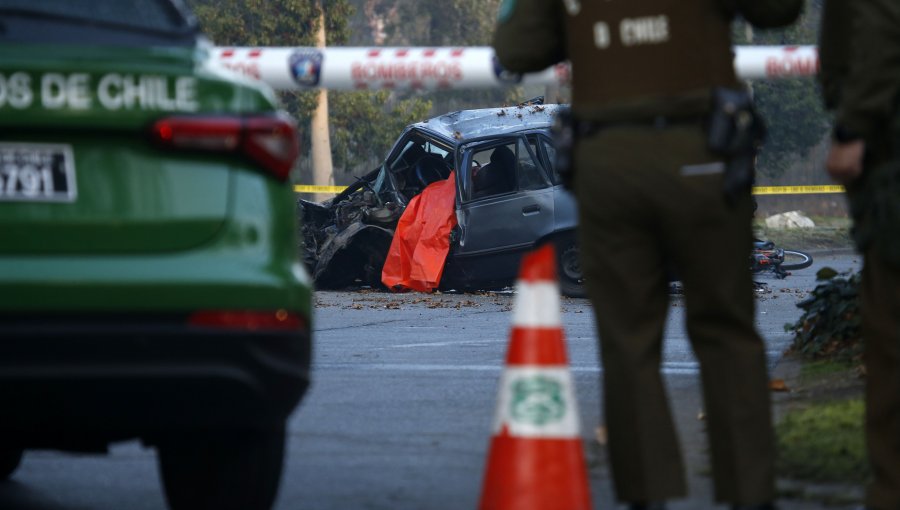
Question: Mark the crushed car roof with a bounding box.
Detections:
[413,103,562,142]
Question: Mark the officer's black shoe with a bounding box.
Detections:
[628,504,667,510]
[732,504,777,510]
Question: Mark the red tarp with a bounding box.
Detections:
[382,171,457,292]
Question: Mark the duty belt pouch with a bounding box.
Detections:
[706,87,767,204]
[551,107,576,190]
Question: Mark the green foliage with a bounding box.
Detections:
[188,0,351,46]
[329,91,432,169]
[754,78,830,178]
[734,0,830,178]
[786,268,863,360]
[776,399,868,482]
[368,0,501,46]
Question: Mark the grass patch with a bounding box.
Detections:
[776,399,868,483]
[756,227,852,251]
[799,359,856,384]
[754,217,853,251]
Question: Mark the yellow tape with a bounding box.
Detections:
[752,185,845,195]
[294,184,844,195]
[294,185,348,193]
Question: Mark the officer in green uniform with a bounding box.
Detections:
[493,1,801,509]
[820,2,900,509]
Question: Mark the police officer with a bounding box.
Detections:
[820,2,900,509]
[493,1,801,509]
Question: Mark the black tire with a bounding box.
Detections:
[553,235,586,298]
[158,427,285,510]
[0,447,23,481]
[780,250,813,271]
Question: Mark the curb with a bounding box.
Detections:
[805,247,858,257]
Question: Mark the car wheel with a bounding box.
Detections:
[158,426,285,510]
[554,235,586,298]
[0,447,23,481]
[362,241,390,289]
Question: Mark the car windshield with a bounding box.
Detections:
[372,165,388,193]
[388,140,447,174]
[381,134,454,201]
[0,0,197,45]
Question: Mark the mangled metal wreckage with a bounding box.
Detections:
[297,103,585,297]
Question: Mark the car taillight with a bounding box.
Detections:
[151,113,300,181]
[189,310,307,331]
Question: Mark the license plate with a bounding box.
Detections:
[0,143,77,202]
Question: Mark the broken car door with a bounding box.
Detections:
[452,135,556,284]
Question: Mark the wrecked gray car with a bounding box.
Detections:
[297,103,585,297]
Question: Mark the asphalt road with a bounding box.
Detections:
[0,251,862,510]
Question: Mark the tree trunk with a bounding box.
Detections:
[311,3,334,203]
[544,84,560,104]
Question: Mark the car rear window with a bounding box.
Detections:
[0,0,197,46]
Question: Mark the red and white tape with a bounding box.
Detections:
[212,45,817,91]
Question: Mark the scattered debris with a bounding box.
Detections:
[594,426,608,446]
[765,211,816,229]
[770,379,791,392]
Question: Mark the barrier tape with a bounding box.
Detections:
[294,184,845,195]
[294,184,348,193]
[214,45,818,91]
[752,185,845,195]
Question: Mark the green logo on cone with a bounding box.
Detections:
[510,375,566,426]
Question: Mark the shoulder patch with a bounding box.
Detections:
[497,0,517,23]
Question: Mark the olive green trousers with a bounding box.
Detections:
[846,139,900,510]
[862,246,900,510]
[574,125,775,504]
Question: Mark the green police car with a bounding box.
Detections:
[0,2,311,509]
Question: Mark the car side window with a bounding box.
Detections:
[539,137,562,186]
[516,139,549,191]
[470,143,516,199]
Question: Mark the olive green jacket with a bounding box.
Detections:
[492,0,802,74]
[493,0,800,121]
[820,0,900,141]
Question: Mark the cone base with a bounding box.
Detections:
[479,434,592,510]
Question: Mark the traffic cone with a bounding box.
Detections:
[479,243,592,510]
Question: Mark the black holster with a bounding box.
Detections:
[706,87,767,204]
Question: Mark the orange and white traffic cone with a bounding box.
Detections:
[479,243,593,510]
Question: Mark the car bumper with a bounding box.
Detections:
[0,313,311,448]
